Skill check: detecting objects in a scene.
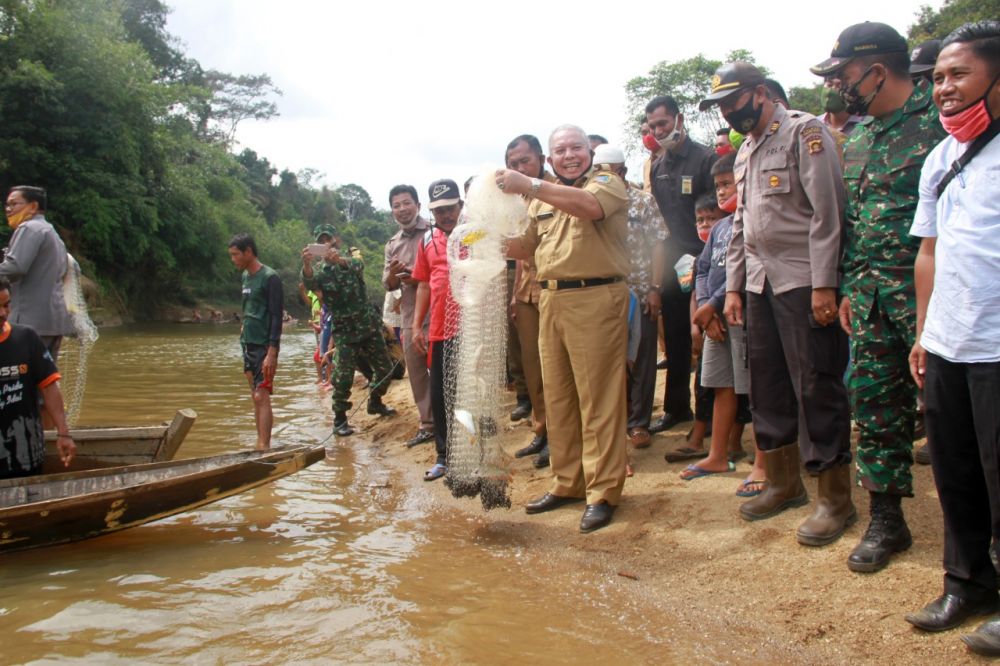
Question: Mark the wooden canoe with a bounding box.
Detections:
[43,409,197,473]
[0,445,326,554]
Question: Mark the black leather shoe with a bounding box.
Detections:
[510,399,532,422]
[962,615,1000,656]
[580,501,616,533]
[515,434,547,458]
[533,444,550,469]
[525,493,582,514]
[649,411,694,434]
[905,593,1000,632]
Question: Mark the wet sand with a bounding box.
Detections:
[351,372,985,665]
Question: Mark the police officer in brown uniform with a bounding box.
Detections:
[497,124,630,533]
[705,63,855,546]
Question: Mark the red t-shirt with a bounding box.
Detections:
[411,227,458,342]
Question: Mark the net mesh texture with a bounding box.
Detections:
[442,172,527,511]
[58,255,99,426]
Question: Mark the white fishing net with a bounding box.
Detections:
[59,254,99,426]
[443,171,528,510]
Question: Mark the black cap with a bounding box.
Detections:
[699,62,767,111]
[427,179,461,210]
[810,22,908,76]
[910,39,941,75]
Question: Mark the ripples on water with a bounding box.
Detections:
[2,325,674,664]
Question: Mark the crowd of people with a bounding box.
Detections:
[277,19,999,655]
[3,16,998,659]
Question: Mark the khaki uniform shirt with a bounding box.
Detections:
[521,169,629,281]
[727,105,846,295]
[514,172,558,303]
[382,216,430,328]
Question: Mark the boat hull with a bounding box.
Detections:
[0,445,325,553]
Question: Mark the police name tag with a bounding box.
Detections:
[681,175,693,195]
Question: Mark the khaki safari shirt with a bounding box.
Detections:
[727,104,846,295]
[520,169,629,282]
[382,216,430,328]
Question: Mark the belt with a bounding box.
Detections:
[540,276,622,290]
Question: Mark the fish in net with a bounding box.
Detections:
[58,254,99,426]
[442,172,527,511]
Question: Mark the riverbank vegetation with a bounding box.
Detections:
[0,0,395,317]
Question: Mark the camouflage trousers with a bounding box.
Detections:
[331,329,395,413]
[850,294,916,496]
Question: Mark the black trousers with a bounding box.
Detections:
[746,283,851,472]
[627,309,658,429]
[430,338,456,466]
[660,275,693,416]
[925,352,1000,599]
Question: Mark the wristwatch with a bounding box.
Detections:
[530,178,543,197]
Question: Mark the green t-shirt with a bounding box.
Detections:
[240,264,282,347]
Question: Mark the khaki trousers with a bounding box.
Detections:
[515,300,545,433]
[401,325,434,430]
[539,282,628,505]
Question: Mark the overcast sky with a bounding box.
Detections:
[165,0,931,211]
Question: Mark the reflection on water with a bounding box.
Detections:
[2,325,676,664]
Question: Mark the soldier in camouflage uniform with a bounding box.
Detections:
[302,225,396,436]
[812,22,947,573]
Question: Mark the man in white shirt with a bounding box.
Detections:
[903,21,1000,655]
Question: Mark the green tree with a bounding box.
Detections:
[624,49,770,152]
[337,183,374,223]
[908,0,1000,43]
[789,83,825,116]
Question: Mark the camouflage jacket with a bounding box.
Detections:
[840,80,946,316]
[302,256,380,344]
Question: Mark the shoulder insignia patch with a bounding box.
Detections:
[770,121,780,133]
[807,138,824,155]
[595,174,610,183]
[801,126,823,137]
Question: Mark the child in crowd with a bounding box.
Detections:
[681,156,763,494]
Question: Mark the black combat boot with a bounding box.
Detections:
[367,395,397,417]
[334,411,354,437]
[847,492,912,573]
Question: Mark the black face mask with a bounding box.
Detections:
[723,93,763,135]
[839,65,884,116]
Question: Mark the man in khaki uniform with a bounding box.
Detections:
[705,63,855,547]
[497,124,630,533]
[505,134,557,469]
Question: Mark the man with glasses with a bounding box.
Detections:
[0,186,72,359]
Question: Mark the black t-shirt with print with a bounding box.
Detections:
[0,323,59,477]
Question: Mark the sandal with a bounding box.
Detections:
[424,464,447,482]
[664,446,708,463]
[736,478,767,497]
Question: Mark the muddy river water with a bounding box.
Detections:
[1,325,694,664]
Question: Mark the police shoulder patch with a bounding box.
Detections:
[595,174,610,183]
[807,138,824,155]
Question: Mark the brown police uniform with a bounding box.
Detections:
[520,168,630,505]
[727,104,851,471]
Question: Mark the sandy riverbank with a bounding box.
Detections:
[338,371,982,664]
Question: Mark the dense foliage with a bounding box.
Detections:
[0,0,395,315]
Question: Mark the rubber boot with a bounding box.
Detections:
[847,492,912,572]
[739,444,809,521]
[796,464,857,546]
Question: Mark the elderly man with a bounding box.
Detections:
[383,185,435,447]
[592,144,668,450]
[706,62,854,547]
[905,21,1000,650]
[811,21,947,573]
[1,186,73,358]
[497,124,630,533]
